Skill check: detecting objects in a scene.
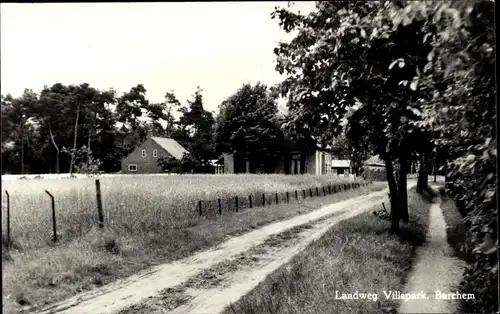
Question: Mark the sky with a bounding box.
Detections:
[1,2,316,114]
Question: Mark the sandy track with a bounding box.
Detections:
[36,186,396,314]
[399,187,466,314]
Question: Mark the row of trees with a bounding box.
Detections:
[1,84,220,175]
[3,81,327,176]
[272,1,496,312]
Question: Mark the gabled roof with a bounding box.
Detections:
[330,160,350,168]
[364,155,385,167]
[151,137,188,160]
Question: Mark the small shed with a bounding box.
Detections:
[331,160,351,176]
[211,157,224,174]
[363,155,387,181]
[364,155,385,167]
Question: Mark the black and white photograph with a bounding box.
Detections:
[1,1,497,314]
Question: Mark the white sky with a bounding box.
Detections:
[1,2,315,114]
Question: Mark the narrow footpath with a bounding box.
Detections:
[399,187,467,314]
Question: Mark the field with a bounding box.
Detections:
[2,174,358,250]
[1,174,380,312]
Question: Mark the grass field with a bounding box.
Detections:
[1,174,358,250]
[223,187,432,314]
[1,174,377,313]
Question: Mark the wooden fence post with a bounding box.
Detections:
[303,190,306,198]
[5,191,10,247]
[328,185,331,194]
[309,188,313,197]
[249,195,253,208]
[235,196,239,212]
[286,191,290,203]
[198,200,203,216]
[275,192,279,204]
[45,190,57,243]
[316,187,319,196]
[322,186,326,196]
[262,193,266,206]
[95,180,104,228]
[218,198,222,215]
[295,190,298,200]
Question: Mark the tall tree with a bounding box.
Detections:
[35,83,74,173]
[1,91,37,174]
[163,91,182,136]
[215,83,282,173]
[173,87,216,172]
[272,1,435,231]
[116,84,149,130]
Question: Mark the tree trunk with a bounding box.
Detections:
[49,127,60,174]
[384,157,400,233]
[433,163,437,182]
[20,123,25,175]
[87,111,97,166]
[417,154,425,193]
[69,105,81,176]
[87,128,92,166]
[417,153,428,193]
[398,157,409,223]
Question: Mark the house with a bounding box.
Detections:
[121,130,189,174]
[364,155,385,167]
[211,158,225,174]
[222,139,333,175]
[331,159,351,176]
[363,155,387,181]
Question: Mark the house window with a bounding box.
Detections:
[141,149,146,158]
[128,164,137,172]
[153,149,158,157]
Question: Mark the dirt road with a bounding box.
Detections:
[37,185,406,314]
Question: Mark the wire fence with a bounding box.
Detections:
[2,179,373,247]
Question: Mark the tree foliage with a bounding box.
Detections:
[215,83,283,172]
[1,84,216,175]
[272,1,496,312]
[272,0,437,228]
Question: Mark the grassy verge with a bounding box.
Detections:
[223,187,432,314]
[3,183,386,313]
[439,190,471,313]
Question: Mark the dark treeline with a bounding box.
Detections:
[1,84,215,174]
[2,82,317,175]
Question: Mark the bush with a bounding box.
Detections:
[445,151,497,313]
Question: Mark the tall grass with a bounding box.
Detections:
[2,174,354,250]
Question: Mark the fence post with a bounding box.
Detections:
[328,185,331,194]
[218,198,222,215]
[295,190,298,200]
[316,187,319,196]
[5,191,10,248]
[45,190,57,243]
[249,195,253,208]
[198,200,203,217]
[323,186,326,196]
[303,190,306,198]
[95,179,104,228]
[309,188,313,197]
[286,191,290,203]
[235,196,239,212]
[262,193,266,206]
[275,192,279,204]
